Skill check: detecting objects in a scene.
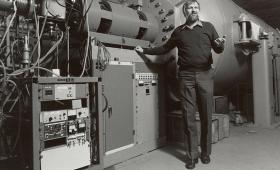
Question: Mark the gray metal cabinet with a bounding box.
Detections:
[135,73,159,144]
[100,62,135,152]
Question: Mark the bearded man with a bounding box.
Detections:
[135,0,225,169]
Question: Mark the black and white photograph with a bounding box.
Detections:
[0,0,280,170]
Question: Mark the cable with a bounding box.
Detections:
[4,80,18,112]
[79,36,90,77]
[7,31,63,77]
[55,0,81,13]
[34,66,61,77]
[0,1,17,48]
[0,79,21,153]
[77,0,93,32]
[55,0,66,7]
[0,45,8,55]
[33,4,39,62]
[83,0,94,19]
[102,93,108,112]
[96,39,111,71]
[45,0,58,17]
[0,4,18,149]
[11,86,22,153]
[0,59,7,82]
[10,39,19,70]
[2,85,16,112]
[39,32,64,64]
[30,14,48,66]
[80,4,90,77]
[66,27,70,76]
[65,2,75,29]
[7,65,61,77]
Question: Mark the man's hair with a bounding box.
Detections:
[183,0,200,10]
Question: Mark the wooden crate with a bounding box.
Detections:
[196,115,219,144]
[214,96,229,114]
[166,113,184,143]
[212,113,230,140]
[167,112,219,144]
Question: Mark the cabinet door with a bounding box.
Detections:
[101,63,135,152]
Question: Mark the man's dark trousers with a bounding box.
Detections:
[179,69,214,160]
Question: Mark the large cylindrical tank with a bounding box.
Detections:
[87,0,278,95]
[87,0,159,42]
[169,0,278,95]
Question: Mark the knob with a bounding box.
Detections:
[159,9,165,14]
[162,35,169,41]
[155,2,161,8]
[161,17,168,23]
[166,9,174,16]
[162,24,175,32]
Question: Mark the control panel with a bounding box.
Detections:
[41,84,88,101]
[34,78,102,170]
[135,73,158,95]
[135,73,159,144]
[44,122,67,140]
[40,110,68,123]
[135,73,158,80]
[67,134,87,147]
[77,108,89,118]
[40,107,90,146]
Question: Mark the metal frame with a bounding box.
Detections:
[89,32,151,48]
[29,77,103,170]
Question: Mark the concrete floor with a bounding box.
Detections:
[106,124,280,170]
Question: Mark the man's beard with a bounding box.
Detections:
[187,13,199,22]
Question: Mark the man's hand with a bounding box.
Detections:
[134,46,151,63]
[135,45,144,53]
[214,35,226,47]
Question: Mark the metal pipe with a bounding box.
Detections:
[22,35,30,68]
[241,21,247,41]
[0,1,16,48]
[66,26,70,77]
[274,57,280,116]
[252,40,272,126]
[5,15,11,66]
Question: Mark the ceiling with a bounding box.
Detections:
[232,0,280,29]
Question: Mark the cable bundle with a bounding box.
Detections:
[96,39,111,71]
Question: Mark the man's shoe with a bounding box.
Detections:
[200,155,210,164]
[185,158,198,169]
